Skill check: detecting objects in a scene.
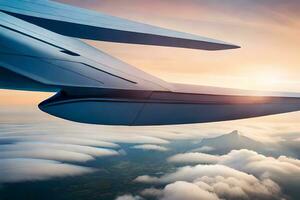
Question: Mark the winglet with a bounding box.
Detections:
[0,0,240,50]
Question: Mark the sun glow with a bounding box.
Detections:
[225,67,300,92]
[245,69,284,90]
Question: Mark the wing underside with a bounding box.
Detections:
[39,88,300,126]
[0,0,300,126]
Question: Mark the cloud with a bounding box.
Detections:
[0,158,94,183]
[0,135,119,148]
[218,150,300,188]
[140,188,163,198]
[161,181,219,200]
[0,142,120,162]
[136,149,300,200]
[134,175,159,184]
[131,144,169,152]
[160,178,281,200]
[0,142,120,182]
[0,142,120,158]
[167,149,300,186]
[85,134,169,145]
[168,152,219,164]
[278,155,300,167]
[295,137,300,142]
[137,165,282,200]
[136,164,269,184]
[0,130,170,146]
[191,146,215,152]
[0,131,121,183]
[115,194,143,200]
[1,105,300,190]
[0,115,182,184]
[167,150,300,187]
[0,149,95,162]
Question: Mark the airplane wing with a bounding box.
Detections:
[1,0,300,126]
[0,0,239,50]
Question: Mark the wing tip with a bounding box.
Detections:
[217,43,241,51]
[193,42,241,51]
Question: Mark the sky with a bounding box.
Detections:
[58,0,300,91]
[1,0,300,105]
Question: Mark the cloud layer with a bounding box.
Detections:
[1,106,300,196]
[167,149,300,187]
[0,158,95,183]
[0,124,124,182]
[168,152,219,164]
[136,149,300,200]
[131,144,169,152]
[0,141,120,183]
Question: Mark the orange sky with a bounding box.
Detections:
[0,0,300,105]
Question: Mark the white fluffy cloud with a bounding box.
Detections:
[219,150,300,190]
[167,150,300,187]
[178,150,300,189]
[168,152,219,164]
[136,149,300,200]
[0,158,94,183]
[157,176,281,200]
[161,181,219,200]
[131,144,169,152]
[137,165,282,200]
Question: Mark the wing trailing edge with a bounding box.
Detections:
[0,0,239,50]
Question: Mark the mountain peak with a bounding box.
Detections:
[198,130,264,154]
[228,130,240,137]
